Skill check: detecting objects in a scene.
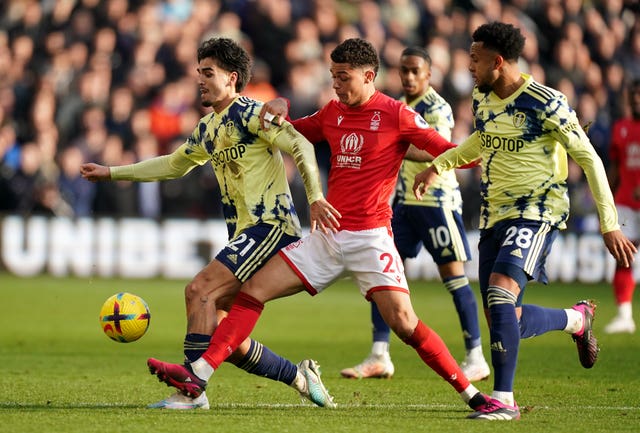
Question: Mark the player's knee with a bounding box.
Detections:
[184,276,212,302]
[184,279,197,297]
[486,285,517,307]
[385,310,416,339]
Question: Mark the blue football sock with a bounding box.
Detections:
[371,301,391,343]
[234,339,298,384]
[487,286,519,393]
[519,304,569,338]
[444,276,482,350]
[184,333,210,363]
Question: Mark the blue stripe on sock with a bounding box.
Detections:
[236,339,297,385]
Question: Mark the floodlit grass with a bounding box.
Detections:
[1,273,638,432]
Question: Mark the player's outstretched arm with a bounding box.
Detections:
[80,163,111,182]
[603,230,637,269]
[412,165,440,201]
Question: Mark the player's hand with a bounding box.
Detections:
[603,230,637,268]
[309,199,341,234]
[80,163,111,182]
[412,165,439,200]
[259,97,288,130]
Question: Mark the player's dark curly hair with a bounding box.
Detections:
[472,22,525,61]
[197,38,252,92]
[331,38,379,75]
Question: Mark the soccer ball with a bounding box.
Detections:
[99,292,151,343]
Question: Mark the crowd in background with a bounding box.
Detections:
[0,0,639,232]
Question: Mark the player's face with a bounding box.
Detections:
[329,62,374,107]
[399,55,431,101]
[197,57,236,112]
[469,42,500,94]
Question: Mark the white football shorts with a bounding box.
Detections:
[279,226,410,299]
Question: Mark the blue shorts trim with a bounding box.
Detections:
[215,223,299,282]
[391,204,471,264]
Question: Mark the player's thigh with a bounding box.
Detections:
[410,205,471,265]
[479,219,557,305]
[278,230,347,294]
[242,253,307,303]
[215,222,299,283]
[492,219,557,283]
[343,227,409,298]
[437,260,467,280]
[391,205,422,259]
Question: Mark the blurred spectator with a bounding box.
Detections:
[0,120,19,212]
[149,81,188,154]
[442,48,475,107]
[577,79,612,164]
[58,144,96,217]
[69,104,108,161]
[240,0,294,89]
[242,59,279,102]
[4,141,68,216]
[0,120,21,171]
[36,127,61,184]
[106,85,135,145]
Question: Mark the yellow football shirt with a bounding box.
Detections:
[431,73,618,233]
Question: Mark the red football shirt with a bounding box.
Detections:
[292,91,455,231]
[610,117,640,209]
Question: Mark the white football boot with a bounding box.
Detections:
[604,315,636,334]
[340,352,395,379]
[460,357,491,382]
[293,359,336,408]
[147,391,210,410]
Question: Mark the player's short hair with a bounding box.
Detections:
[197,38,252,92]
[401,46,432,67]
[331,38,379,75]
[472,22,525,61]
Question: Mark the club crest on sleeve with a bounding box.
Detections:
[414,113,429,129]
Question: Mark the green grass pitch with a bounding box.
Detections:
[0,273,638,432]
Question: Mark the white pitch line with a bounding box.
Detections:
[211,402,640,411]
[8,401,638,411]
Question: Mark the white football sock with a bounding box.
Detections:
[191,357,214,381]
[563,308,583,334]
[618,302,633,320]
[371,341,389,356]
[492,391,515,406]
[460,384,480,402]
[466,345,484,362]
